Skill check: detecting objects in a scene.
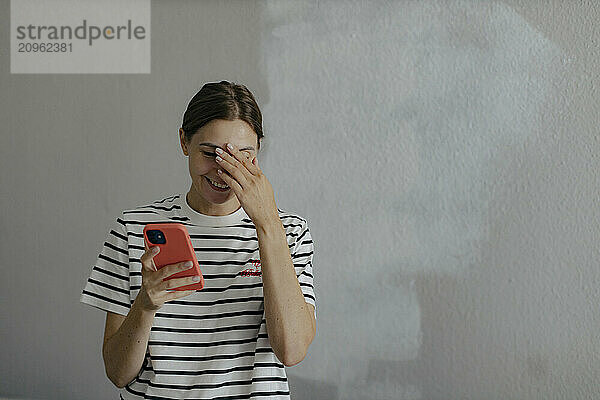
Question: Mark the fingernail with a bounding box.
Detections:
[152,246,160,254]
[192,276,200,281]
[215,147,223,154]
[185,261,193,267]
[227,143,233,150]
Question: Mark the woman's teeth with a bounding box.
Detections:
[207,177,229,189]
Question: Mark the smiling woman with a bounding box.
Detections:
[181,118,259,215]
[79,81,317,400]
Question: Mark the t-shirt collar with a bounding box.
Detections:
[177,192,249,227]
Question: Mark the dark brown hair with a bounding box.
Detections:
[181,81,264,151]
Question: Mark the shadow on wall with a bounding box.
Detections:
[261,0,570,399]
[288,374,340,400]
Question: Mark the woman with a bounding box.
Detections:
[80,81,317,399]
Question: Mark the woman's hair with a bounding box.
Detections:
[181,81,264,151]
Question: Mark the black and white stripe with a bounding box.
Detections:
[80,193,316,399]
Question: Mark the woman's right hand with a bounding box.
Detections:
[137,245,198,312]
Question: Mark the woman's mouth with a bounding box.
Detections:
[205,176,230,192]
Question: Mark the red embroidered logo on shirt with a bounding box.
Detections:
[240,260,262,277]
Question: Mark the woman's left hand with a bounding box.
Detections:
[215,143,279,227]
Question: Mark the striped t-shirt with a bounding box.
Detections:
[80,193,316,399]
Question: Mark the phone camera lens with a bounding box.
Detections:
[147,229,166,245]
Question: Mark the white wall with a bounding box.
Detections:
[1,1,598,399]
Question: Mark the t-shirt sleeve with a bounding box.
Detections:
[291,219,316,320]
[79,213,131,316]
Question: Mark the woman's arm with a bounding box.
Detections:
[256,218,316,366]
[102,296,157,388]
[212,143,316,365]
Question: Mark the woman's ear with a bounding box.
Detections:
[179,128,189,156]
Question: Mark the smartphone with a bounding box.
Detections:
[143,223,204,291]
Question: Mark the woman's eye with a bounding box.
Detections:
[202,151,216,157]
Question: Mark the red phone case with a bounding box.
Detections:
[143,223,204,291]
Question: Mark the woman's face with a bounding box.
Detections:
[179,119,259,216]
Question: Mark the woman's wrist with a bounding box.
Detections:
[134,287,160,315]
[255,215,284,237]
